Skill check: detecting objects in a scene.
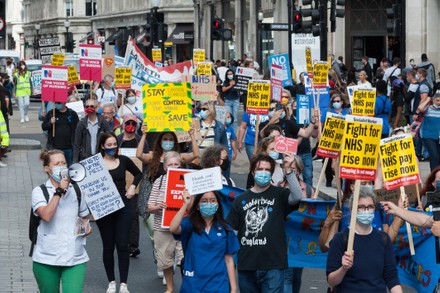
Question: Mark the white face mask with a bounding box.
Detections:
[21,65,26,70]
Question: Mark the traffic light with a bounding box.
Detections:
[144,24,152,46]
[25,41,30,48]
[292,11,303,33]
[302,8,320,36]
[330,0,345,32]
[157,23,168,43]
[211,18,223,41]
[386,4,401,36]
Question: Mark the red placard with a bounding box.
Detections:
[79,44,102,82]
[161,168,194,228]
[41,65,68,102]
[274,136,298,154]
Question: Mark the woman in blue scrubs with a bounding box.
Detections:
[170,190,240,292]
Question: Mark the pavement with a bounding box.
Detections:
[0,104,422,292]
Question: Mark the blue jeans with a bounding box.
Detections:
[283,267,303,293]
[245,143,255,161]
[298,152,313,186]
[61,148,73,167]
[238,269,284,293]
[423,138,440,171]
[225,98,240,129]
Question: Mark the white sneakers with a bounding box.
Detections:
[106,281,130,293]
[20,119,24,123]
[162,277,167,286]
[157,268,164,278]
[0,161,6,167]
[24,115,29,122]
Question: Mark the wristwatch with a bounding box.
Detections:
[54,187,66,197]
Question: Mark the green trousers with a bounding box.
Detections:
[33,261,87,293]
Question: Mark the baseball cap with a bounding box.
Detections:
[123,114,138,124]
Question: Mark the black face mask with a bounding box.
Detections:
[220,158,230,172]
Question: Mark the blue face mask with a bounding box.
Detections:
[161,140,174,151]
[110,81,115,88]
[199,110,208,120]
[127,96,136,104]
[225,118,232,125]
[356,210,375,225]
[51,166,68,183]
[254,170,272,187]
[268,151,279,160]
[415,75,420,81]
[55,103,63,110]
[199,202,218,218]
[333,102,342,110]
[104,148,116,156]
[227,74,234,80]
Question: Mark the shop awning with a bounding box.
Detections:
[106,30,123,42]
[165,24,194,45]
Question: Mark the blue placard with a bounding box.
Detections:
[268,53,293,87]
[296,94,312,125]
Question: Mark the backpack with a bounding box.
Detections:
[28,183,81,257]
[99,85,116,101]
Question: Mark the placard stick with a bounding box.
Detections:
[347,180,361,253]
[400,186,415,255]
[335,157,342,210]
[253,114,260,154]
[52,92,56,137]
[314,157,329,199]
[416,183,421,208]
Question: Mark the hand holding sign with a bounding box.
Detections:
[184,167,223,196]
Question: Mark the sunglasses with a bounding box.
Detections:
[125,121,137,126]
[85,105,95,109]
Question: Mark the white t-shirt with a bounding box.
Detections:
[118,102,144,122]
[357,80,372,89]
[96,87,117,105]
[383,66,401,96]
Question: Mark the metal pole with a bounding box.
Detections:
[319,0,327,60]
[209,4,214,61]
[287,0,293,71]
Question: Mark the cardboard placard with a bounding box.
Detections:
[379,133,420,190]
[79,44,102,82]
[143,82,193,132]
[316,113,346,159]
[339,115,383,180]
[215,105,227,124]
[41,65,68,102]
[115,67,132,89]
[374,184,420,207]
[274,136,298,154]
[183,75,217,102]
[246,80,271,115]
[312,62,329,89]
[102,54,115,77]
[351,88,376,117]
[51,53,65,66]
[184,167,223,196]
[175,118,202,143]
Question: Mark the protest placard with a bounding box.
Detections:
[271,78,283,102]
[31,70,42,96]
[66,100,85,119]
[115,67,132,89]
[305,47,313,78]
[296,94,312,125]
[67,65,80,86]
[374,184,420,207]
[339,115,383,180]
[51,53,65,66]
[182,75,217,102]
[246,80,271,115]
[152,49,162,62]
[234,66,257,91]
[351,88,376,117]
[78,154,123,220]
[268,53,293,87]
[274,136,298,154]
[143,82,192,132]
[41,65,68,102]
[379,133,420,190]
[162,168,194,228]
[184,167,223,196]
[313,62,329,89]
[193,49,205,64]
[196,62,212,76]
[215,105,227,123]
[316,113,346,159]
[270,63,287,81]
[175,118,201,143]
[102,54,115,77]
[79,44,102,82]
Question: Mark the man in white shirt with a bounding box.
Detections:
[95,74,121,106]
[383,57,401,96]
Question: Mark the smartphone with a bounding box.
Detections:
[275,104,283,111]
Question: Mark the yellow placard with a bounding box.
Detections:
[246,80,271,114]
[339,115,383,181]
[379,133,420,190]
[152,49,162,62]
[351,89,376,117]
[51,53,65,66]
[193,49,205,64]
[142,82,192,132]
[305,47,312,75]
[312,62,329,88]
[316,113,346,158]
[115,67,132,89]
[67,65,80,86]
[197,62,212,76]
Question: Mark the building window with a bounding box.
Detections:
[86,0,97,16]
[65,0,74,17]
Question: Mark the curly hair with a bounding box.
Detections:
[200,144,227,168]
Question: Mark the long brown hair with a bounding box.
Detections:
[148,132,180,179]
[17,61,28,76]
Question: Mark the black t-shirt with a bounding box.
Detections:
[109,155,142,203]
[42,109,79,149]
[226,185,299,270]
[120,138,138,148]
[391,90,405,117]
[260,119,300,139]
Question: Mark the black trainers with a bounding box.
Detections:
[129,248,140,257]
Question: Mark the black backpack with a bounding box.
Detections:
[28,183,81,256]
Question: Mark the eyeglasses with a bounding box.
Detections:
[125,121,137,126]
[357,205,375,212]
[85,105,95,109]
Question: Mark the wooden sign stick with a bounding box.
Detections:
[253,114,260,154]
[314,157,329,199]
[347,180,361,253]
[400,185,415,255]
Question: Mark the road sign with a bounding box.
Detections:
[39,38,60,47]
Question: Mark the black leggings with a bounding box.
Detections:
[96,200,132,283]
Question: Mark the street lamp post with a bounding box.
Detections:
[64,19,71,53]
[35,24,40,59]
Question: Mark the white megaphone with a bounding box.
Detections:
[60,163,87,182]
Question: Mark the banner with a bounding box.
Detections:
[162,168,194,228]
[193,49,205,64]
[197,62,212,76]
[51,53,65,66]
[183,75,217,102]
[339,115,383,180]
[41,65,68,102]
[79,44,102,82]
[312,62,329,89]
[351,88,376,117]
[316,113,346,159]
[379,133,420,190]
[268,53,293,87]
[115,67,132,90]
[246,80,271,115]
[142,82,192,132]
[234,66,257,91]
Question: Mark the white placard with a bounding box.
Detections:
[215,105,227,123]
[66,100,85,119]
[78,154,124,220]
[184,166,223,196]
[120,148,137,157]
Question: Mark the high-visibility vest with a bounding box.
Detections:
[14,71,32,97]
[0,111,9,147]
